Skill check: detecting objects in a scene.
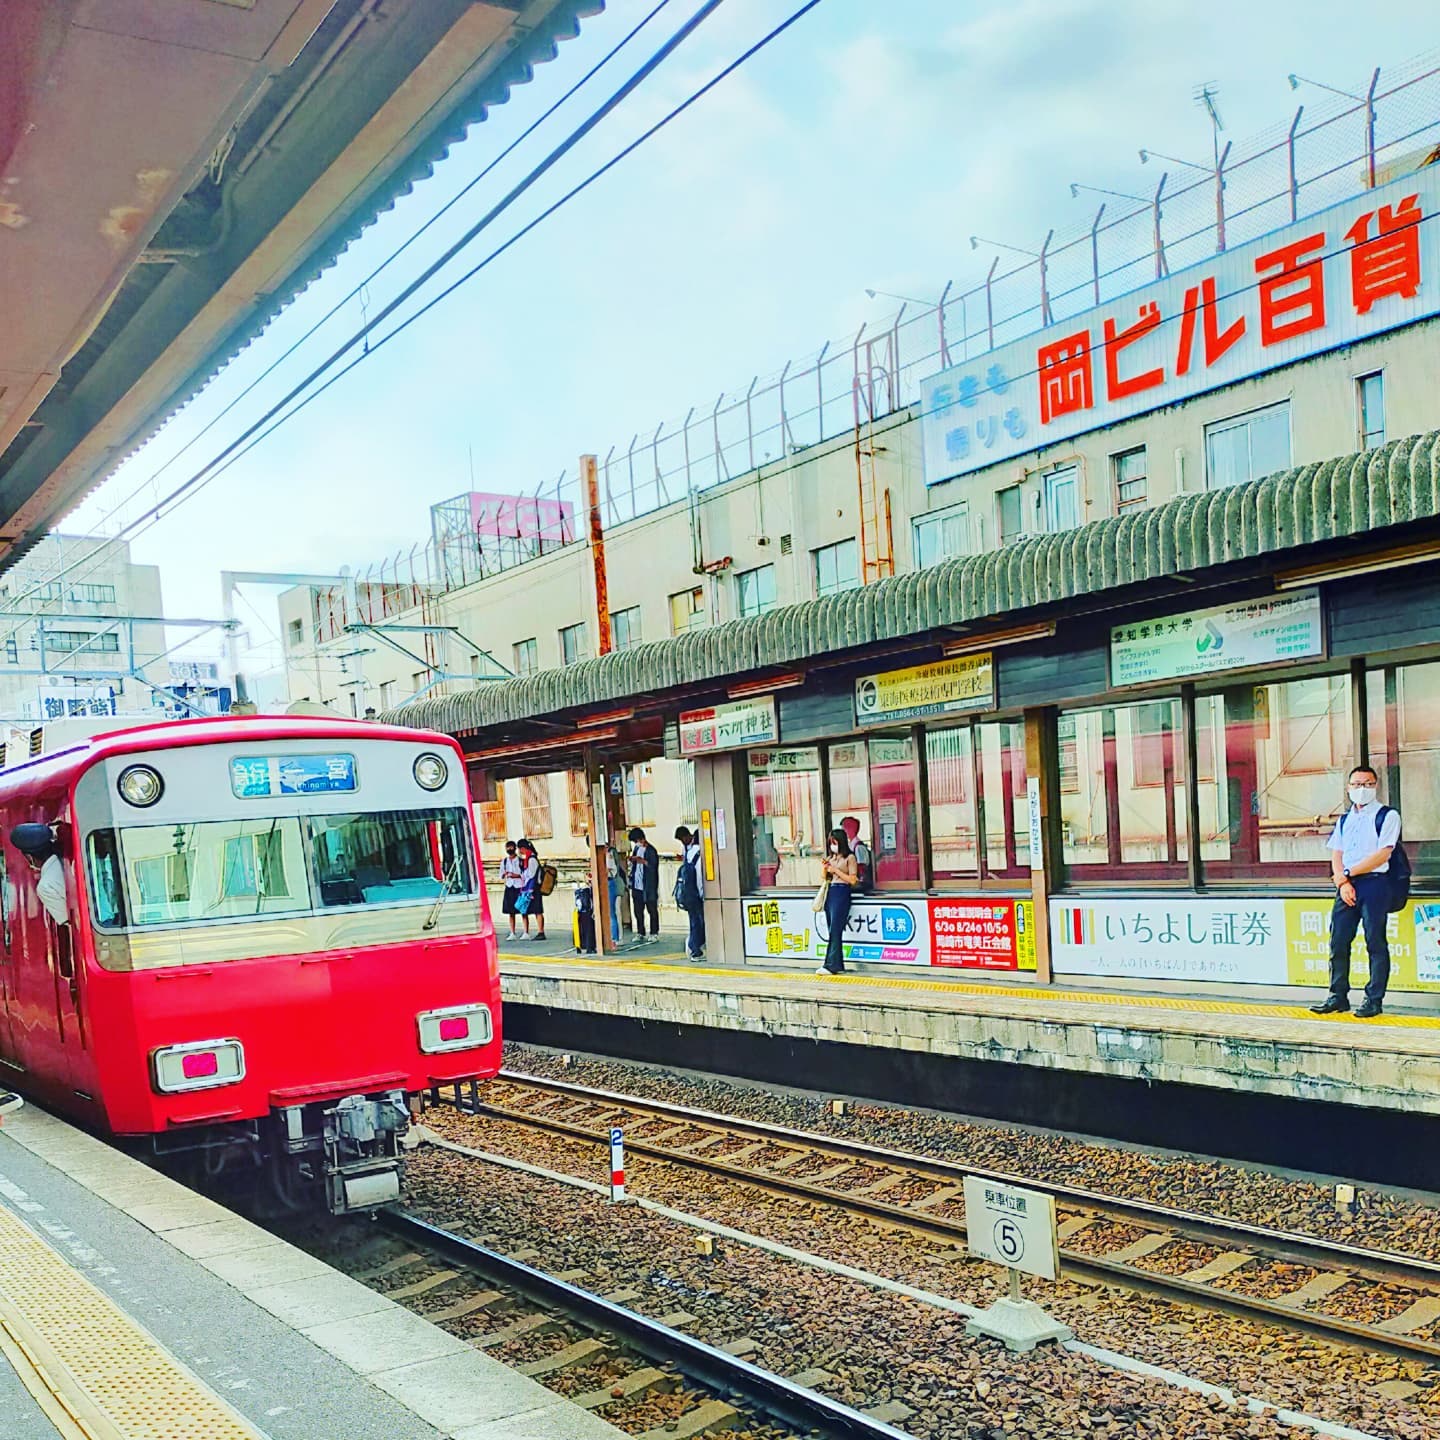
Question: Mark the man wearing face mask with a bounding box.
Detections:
[1312,766,1400,1019]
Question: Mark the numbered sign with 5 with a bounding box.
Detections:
[962,1177,1059,1282]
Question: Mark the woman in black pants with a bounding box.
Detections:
[818,828,857,975]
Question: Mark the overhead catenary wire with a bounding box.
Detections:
[0,0,830,620]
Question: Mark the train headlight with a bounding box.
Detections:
[117,764,164,808]
[413,753,448,791]
[151,1039,245,1093]
[417,1003,492,1054]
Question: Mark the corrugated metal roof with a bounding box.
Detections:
[394,429,1440,736]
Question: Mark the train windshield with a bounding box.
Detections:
[86,807,473,930]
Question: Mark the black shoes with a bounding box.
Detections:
[0,1091,23,1115]
[1309,995,1350,1015]
[1355,999,1384,1019]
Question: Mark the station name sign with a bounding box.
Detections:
[855,653,993,726]
[1110,589,1322,686]
[920,167,1440,483]
[679,695,778,756]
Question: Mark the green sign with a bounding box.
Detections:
[1111,590,1323,686]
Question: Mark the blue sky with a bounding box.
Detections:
[66,0,1437,670]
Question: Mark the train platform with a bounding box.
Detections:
[0,1105,626,1440]
[498,944,1440,1157]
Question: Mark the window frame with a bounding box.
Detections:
[558,622,589,666]
[519,774,553,839]
[1112,445,1147,512]
[913,503,971,570]
[997,484,1026,544]
[1204,400,1292,490]
[514,638,539,676]
[611,606,642,650]
[1357,370,1385,451]
[668,586,708,635]
[812,538,859,598]
[1043,464,1079,533]
[736,564,777,619]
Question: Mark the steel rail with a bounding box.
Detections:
[378,1210,915,1440]
[463,1072,1440,1364]
[496,1068,1440,1285]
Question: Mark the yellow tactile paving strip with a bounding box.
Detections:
[0,1201,266,1440]
[503,951,1440,1030]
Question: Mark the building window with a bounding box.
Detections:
[736,565,777,618]
[347,691,360,717]
[1058,700,1189,878]
[559,622,589,666]
[1205,401,1291,489]
[813,539,859,598]
[68,583,116,604]
[623,762,657,828]
[479,796,508,843]
[998,485,1026,544]
[566,770,590,838]
[1044,464,1079,532]
[286,619,305,649]
[411,670,429,693]
[514,638,538,676]
[378,680,395,709]
[519,774,553,839]
[44,630,120,654]
[913,503,971,569]
[1358,371,1385,450]
[1113,447,1147,511]
[747,747,824,890]
[669,587,707,635]
[611,606,642,649]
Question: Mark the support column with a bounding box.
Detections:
[1024,706,1056,985]
[582,746,609,956]
[693,753,746,965]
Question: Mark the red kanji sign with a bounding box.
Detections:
[1175,275,1247,375]
[1345,194,1422,315]
[1103,301,1164,401]
[1037,331,1094,425]
[1256,233,1327,345]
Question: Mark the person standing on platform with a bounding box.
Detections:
[515,839,546,943]
[818,827,857,976]
[605,843,622,946]
[628,827,660,944]
[1312,765,1401,1019]
[499,840,524,940]
[674,826,705,960]
[840,815,873,893]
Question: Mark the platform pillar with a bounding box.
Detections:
[692,753,745,965]
[1024,706,1055,985]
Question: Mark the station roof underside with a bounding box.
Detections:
[392,429,1440,748]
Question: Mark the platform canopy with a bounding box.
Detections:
[392,429,1440,749]
[0,0,600,569]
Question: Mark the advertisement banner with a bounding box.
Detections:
[1110,591,1323,686]
[855,654,993,727]
[1051,896,1440,993]
[742,894,1035,971]
[680,696,777,756]
[931,897,1037,971]
[920,168,1440,484]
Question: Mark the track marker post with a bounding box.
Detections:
[609,1126,627,1202]
[962,1177,1071,1352]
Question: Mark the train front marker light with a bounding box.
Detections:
[118,764,164,807]
[413,753,448,791]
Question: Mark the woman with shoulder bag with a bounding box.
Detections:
[817,827,857,976]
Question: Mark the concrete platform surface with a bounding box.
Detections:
[501,952,1440,1116]
[0,1105,626,1440]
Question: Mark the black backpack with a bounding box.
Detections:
[674,850,701,908]
[1340,805,1410,912]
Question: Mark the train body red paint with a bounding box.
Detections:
[0,715,500,1211]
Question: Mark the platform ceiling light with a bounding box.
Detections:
[728,672,805,700]
[942,622,1055,658]
[413,753,448,791]
[117,764,164,807]
[1273,542,1440,592]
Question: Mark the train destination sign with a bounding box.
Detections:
[1110,590,1323,685]
[230,753,358,799]
[854,653,993,726]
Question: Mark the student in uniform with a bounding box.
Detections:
[499,840,524,940]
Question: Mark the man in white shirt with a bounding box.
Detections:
[10,823,67,926]
[1312,765,1400,1019]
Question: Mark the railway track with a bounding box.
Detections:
[297,1207,913,1440]
[452,1069,1440,1364]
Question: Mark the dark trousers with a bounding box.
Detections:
[633,892,659,936]
[684,901,705,956]
[823,882,853,972]
[1328,874,1391,1003]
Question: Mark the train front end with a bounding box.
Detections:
[74,720,500,1213]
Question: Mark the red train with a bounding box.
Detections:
[0,715,501,1212]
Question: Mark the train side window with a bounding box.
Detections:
[84,830,128,929]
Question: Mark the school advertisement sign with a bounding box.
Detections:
[741,894,1036,971]
[855,654,993,727]
[1110,591,1323,687]
[1051,896,1440,993]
